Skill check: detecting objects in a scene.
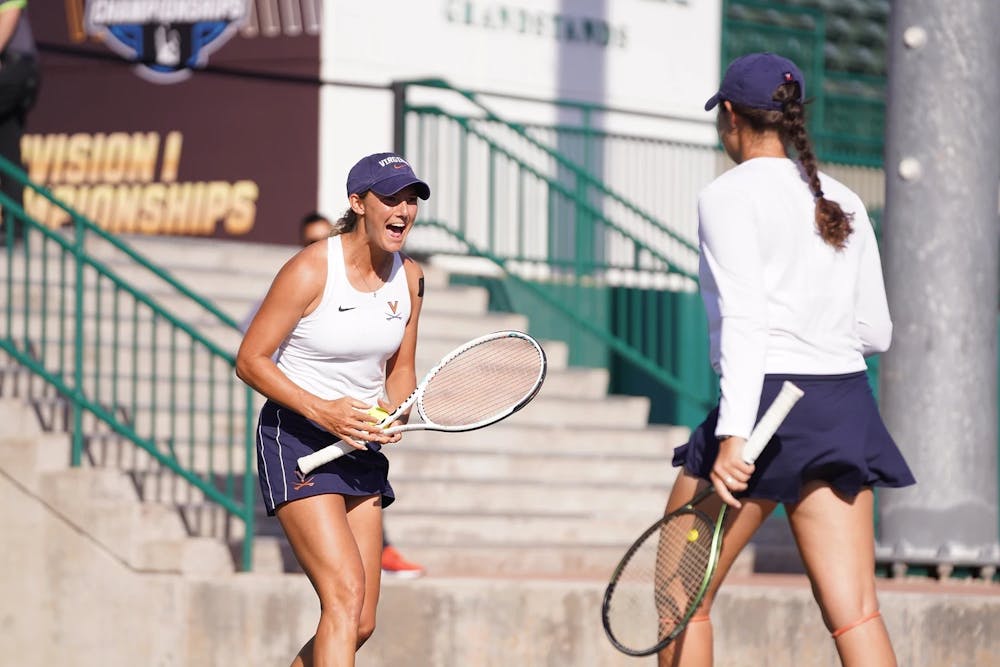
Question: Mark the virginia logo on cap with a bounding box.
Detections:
[377,156,409,168]
[347,152,431,200]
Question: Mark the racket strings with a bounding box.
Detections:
[605,512,715,652]
[419,337,542,426]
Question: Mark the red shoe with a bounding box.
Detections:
[381,545,425,578]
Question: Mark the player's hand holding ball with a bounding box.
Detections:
[367,404,402,444]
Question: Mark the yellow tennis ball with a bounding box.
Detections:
[687,529,700,543]
[367,406,390,423]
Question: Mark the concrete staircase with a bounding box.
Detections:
[1,233,690,579]
[104,235,692,578]
[4,234,1000,666]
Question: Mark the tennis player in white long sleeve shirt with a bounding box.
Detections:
[662,53,913,667]
[699,156,892,440]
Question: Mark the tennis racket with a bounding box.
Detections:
[601,380,804,656]
[296,330,547,475]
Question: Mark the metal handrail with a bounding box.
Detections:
[395,80,722,423]
[421,219,714,410]
[397,78,701,256]
[0,154,256,571]
[417,105,699,281]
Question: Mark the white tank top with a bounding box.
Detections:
[275,235,410,406]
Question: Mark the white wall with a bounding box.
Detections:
[318,0,723,217]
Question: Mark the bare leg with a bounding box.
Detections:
[786,482,897,667]
[344,495,384,648]
[658,472,777,667]
[277,493,378,667]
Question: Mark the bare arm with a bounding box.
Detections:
[0,5,22,54]
[382,256,424,419]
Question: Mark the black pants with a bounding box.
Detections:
[0,53,39,241]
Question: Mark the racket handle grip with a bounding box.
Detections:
[296,406,392,475]
[741,381,804,464]
[297,441,355,475]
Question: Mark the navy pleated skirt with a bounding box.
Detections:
[256,400,395,515]
[672,372,915,504]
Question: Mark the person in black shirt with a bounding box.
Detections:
[0,0,39,242]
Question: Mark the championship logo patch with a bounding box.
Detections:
[84,0,248,83]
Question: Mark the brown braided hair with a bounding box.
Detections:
[730,82,854,249]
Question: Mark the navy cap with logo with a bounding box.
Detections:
[704,52,805,112]
[346,152,431,200]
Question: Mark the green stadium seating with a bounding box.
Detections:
[722,0,888,166]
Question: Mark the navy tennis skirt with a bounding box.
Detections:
[672,372,915,504]
[256,400,395,516]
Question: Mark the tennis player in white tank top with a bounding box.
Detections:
[236,152,430,666]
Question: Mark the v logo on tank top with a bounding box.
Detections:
[385,301,402,321]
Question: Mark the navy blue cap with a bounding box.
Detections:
[346,152,430,200]
[704,52,804,112]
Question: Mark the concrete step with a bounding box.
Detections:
[77,418,686,460]
[0,396,44,437]
[387,447,671,484]
[81,234,453,289]
[85,234,302,274]
[5,329,562,385]
[366,575,1000,667]
[508,391,648,426]
[411,311,530,341]
[0,274,493,328]
[70,422,686,514]
[248,533,749,581]
[22,367,621,435]
[57,420,687,484]
[379,540,755,580]
[22,395,252,441]
[0,366,604,428]
[3,314,547,380]
[390,477,672,515]
[0,257,451,311]
[41,465,235,574]
[396,423,688,456]
[361,509,666,545]
[0,399,72,490]
[81,434,254,481]
[78,427,675,490]
[9,232,451,294]
[150,282,495,323]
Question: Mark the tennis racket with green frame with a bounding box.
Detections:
[601,380,804,656]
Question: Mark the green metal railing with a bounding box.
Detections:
[394,80,719,424]
[395,78,704,275]
[0,155,257,571]
[421,219,715,423]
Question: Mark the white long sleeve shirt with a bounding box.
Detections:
[698,157,891,439]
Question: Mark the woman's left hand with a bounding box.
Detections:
[710,436,754,508]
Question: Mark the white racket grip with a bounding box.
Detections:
[297,440,356,475]
[741,381,804,464]
[296,406,398,475]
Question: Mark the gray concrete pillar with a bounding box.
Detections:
[879,0,1000,570]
